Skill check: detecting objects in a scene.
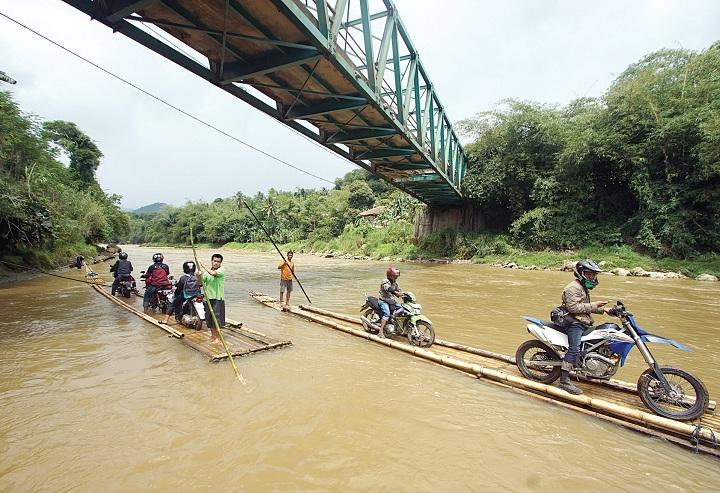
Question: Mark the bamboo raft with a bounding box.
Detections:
[92,285,291,360]
[249,291,720,458]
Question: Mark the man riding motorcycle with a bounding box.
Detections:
[142,253,172,314]
[378,267,403,339]
[110,251,134,296]
[558,259,611,395]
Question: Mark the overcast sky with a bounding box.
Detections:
[1,1,718,209]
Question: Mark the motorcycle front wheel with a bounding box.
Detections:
[637,366,709,421]
[361,308,380,334]
[407,321,434,347]
[515,340,562,383]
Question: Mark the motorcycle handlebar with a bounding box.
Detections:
[607,307,623,317]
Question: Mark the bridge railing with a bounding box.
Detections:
[276,0,467,190]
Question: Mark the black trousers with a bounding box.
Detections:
[204,299,225,328]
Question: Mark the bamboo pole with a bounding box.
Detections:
[242,199,312,304]
[190,227,246,384]
[299,304,362,324]
[298,303,716,410]
[483,375,720,458]
[226,317,269,338]
[253,292,719,446]
[92,284,183,337]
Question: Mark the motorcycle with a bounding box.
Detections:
[140,271,173,314]
[360,292,435,347]
[117,276,138,298]
[178,292,206,330]
[515,300,709,421]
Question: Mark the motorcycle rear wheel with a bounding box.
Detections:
[515,340,562,383]
[361,308,380,334]
[637,366,709,421]
[407,321,434,347]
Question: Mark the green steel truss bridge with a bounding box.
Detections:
[62,0,468,205]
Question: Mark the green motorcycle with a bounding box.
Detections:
[360,292,435,347]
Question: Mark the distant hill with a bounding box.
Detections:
[133,202,168,214]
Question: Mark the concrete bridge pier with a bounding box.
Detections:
[413,204,485,239]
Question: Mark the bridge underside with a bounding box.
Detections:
[62,0,467,205]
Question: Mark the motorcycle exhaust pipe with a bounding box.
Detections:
[360,316,381,332]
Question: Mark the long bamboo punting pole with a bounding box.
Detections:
[242,199,312,304]
[92,284,183,337]
[191,227,246,384]
[255,293,718,446]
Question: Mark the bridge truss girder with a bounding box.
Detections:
[61,0,467,205]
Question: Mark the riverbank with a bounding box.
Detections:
[138,239,720,282]
[0,244,117,285]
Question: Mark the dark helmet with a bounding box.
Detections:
[152,253,164,263]
[182,261,196,274]
[386,267,400,279]
[119,252,128,260]
[574,259,602,290]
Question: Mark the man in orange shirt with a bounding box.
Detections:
[278,251,295,311]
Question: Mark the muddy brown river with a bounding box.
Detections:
[1,245,719,491]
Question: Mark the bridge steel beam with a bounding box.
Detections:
[60,0,469,205]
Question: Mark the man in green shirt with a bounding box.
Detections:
[199,253,225,343]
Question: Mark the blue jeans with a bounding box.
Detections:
[378,300,392,320]
[564,323,585,366]
[143,285,158,308]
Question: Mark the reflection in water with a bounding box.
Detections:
[1,246,719,491]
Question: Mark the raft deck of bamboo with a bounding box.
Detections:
[249,291,720,458]
[93,285,291,360]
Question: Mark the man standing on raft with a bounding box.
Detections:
[278,251,294,311]
[198,253,225,343]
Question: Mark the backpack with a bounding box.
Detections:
[149,264,169,287]
[183,274,201,299]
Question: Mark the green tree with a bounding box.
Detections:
[43,120,103,185]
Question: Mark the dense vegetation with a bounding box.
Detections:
[459,43,720,259]
[0,91,128,267]
[126,43,719,276]
[126,170,422,257]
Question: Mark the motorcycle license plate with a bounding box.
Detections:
[194,301,205,320]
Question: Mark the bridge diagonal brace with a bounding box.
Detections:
[394,173,442,183]
[285,99,368,120]
[356,148,416,160]
[376,163,431,171]
[105,0,159,23]
[326,127,397,143]
[221,48,321,84]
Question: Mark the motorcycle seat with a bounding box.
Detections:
[539,320,567,332]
